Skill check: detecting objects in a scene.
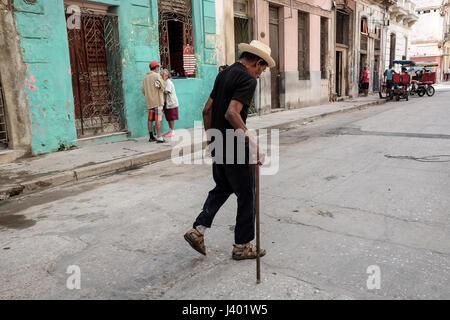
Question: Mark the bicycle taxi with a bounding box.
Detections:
[408,61,438,97]
[379,60,413,101]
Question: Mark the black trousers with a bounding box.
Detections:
[194,163,256,245]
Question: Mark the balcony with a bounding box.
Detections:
[388,0,419,27]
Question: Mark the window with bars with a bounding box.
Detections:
[320,17,328,79]
[336,10,349,46]
[158,0,195,78]
[298,11,310,80]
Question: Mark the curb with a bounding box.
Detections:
[0,99,385,201]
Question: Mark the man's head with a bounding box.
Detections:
[239,52,268,79]
[150,61,160,73]
[389,64,393,69]
[237,40,276,79]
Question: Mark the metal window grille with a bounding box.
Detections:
[158,0,195,77]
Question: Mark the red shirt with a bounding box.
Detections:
[363,70,370,83]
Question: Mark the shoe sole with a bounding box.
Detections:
[184,233,206,256]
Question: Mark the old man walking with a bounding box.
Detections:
[184,40,276,260]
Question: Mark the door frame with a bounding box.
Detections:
[269,5,281,109]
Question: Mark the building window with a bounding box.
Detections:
[336,10,349,46]
[298,11,310,80]
[234,0,253,62]
[320,17,328,79]
[158,0,195,78]
[360,17,368,52]
[390,33,396,66]
[361,17,368,34]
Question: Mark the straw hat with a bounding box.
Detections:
[238,40,276,68]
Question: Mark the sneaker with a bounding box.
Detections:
[156,137,165,143]
[164,131,175,137]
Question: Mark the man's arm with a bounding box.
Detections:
[203,97,213,133]
[225,100,264,165]
[224,100,247,132]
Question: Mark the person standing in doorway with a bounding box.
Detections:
[142,61,166,143]
[446,67,450,82]
[161,69,179,138]
[183,40,276,260]
[362,65,371,96]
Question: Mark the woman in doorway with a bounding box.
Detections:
[162,69,179,138]
[362,65,370,96]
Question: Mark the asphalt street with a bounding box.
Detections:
[1,88,449,300]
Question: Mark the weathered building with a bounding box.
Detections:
[440,0,450,79]
[1,0,218,157]
[355,1,388,94]
[217,0,333,114]
[410,0,444,81]
[385,0,418,71]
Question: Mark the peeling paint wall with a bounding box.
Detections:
[0,3,31,151]
[13,0,77,155]
[12,0,218,155]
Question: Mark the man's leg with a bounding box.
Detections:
[148,112,156,141]
[156,120,162,138]
[224,164,256,245]
[193,163,233,230]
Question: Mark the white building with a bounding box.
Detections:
[410,0,444,81]
[385,0,419,71]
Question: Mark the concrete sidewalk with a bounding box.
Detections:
[0,95,385,201]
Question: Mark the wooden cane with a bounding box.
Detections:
[256,142,261,284]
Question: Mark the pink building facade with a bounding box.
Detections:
[217,0,333,114]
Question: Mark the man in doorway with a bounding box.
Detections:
[183,40,276,260]
[384,64,395,91]
[361,65,370,96]
[446,67,450,82]
[142,61,166,143]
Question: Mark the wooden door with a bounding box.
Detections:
[269,6,280,109]
[66,12,125,137]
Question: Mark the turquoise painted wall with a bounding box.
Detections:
[13,0,78,155]
[13,0,217,155]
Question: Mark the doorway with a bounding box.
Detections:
[336,51,342,97]
[390,33,396,66]
[66,8,126,138]
[269,6,280,109]
[373,56,380,92]
[359,54,367,94]
[0,75,8,149]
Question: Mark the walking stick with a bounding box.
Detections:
[256,139,261,284]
